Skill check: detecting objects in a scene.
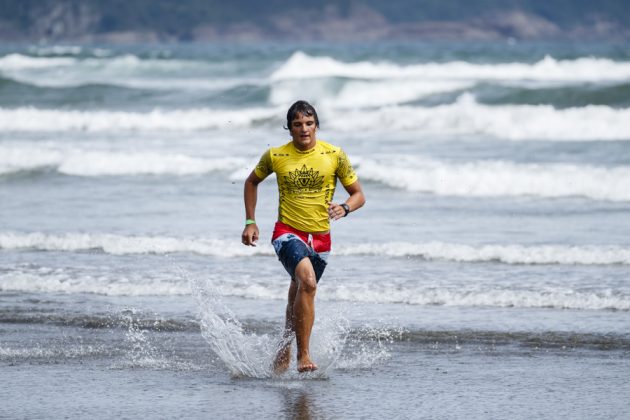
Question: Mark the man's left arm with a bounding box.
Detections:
[328,180,365,221]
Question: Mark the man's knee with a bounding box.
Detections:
[295,258,317,294]
[298,276,317,294]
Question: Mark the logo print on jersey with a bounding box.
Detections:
[284,165,324,194]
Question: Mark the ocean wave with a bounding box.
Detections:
[2,96,628,140]
[324,94,630,140]
[269,78,473,107]
[334,242,630,265]
[0,53,257,90]
[212,281,630,311]
[2,232,630,265]
[356,156,630,201]
[0,147,248,176]
[0,53,76,70]
[0,232,268,257]
[7,51,630,85]
[327,283,630,311]
[272,51,630,83]
[2,261,628,311]
[0,268,192,296]
[475,82,630,109]
[268,52,630,109]
[0,74,157,95]
[0,107,279,132]
[3,145,629,202]
[4,50,630,102]
[0,75,31,89]
[0,53,181,73]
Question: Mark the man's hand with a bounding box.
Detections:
[327,202,347,221]
[241,224,259,246]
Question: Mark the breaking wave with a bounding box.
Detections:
[2,96,628,140]
[0,107,279,132]
[1,260,628,311]
[2,232,630,265]
[0,146,248,177]
[356,156,630,201]
[0,232,266,257]
[324,94,630,140]
[272,52,630,83]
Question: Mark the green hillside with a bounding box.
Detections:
[0,0,628,41]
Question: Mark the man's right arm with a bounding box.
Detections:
[241,171,264,246]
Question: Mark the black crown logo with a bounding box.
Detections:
[285,165,324,193]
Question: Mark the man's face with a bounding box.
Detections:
[289,113,317,150]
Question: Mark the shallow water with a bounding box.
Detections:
[2,314,629,419]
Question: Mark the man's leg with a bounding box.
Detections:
[273,279,297,374]
[293,257,318,372]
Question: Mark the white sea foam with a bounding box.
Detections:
[2,96,628,140]
[0,267,191,296]
[356,156,630,201]
[0,53,256,90]
[0,107,279,132]
[324,94,630,140]
[269,78,472,107]
[0,232,270,257]
[328,284,630,311]
[206,276,630,312]
[332,79,472,107]
[0,147,63,175]
[0,53,76,70]
[334,242,630,265]
[2,232,630,265]
[2,262,628,311]
[0,146,248,176]
[272,51,630,83]
[0,53,196,73]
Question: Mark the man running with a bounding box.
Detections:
[241,100,365,373]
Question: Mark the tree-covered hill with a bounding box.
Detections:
[1,0,628,42]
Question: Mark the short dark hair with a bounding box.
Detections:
[285,100,319,130]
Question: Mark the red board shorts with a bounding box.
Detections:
[271,222,330,283]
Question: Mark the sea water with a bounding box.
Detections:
[1,41,629,419]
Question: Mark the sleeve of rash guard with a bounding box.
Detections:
[254,149,273,179]
[336,148,358,186]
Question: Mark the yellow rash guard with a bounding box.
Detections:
[254,140,358,233]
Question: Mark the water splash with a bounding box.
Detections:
[184,266,396,378]
[188,271,353,379]
[334,325,399,370]
[190,275,276,377]
[118,307,163,368]
[114,308,197,370]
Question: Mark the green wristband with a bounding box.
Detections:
[245,219,256,225]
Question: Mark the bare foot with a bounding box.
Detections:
[297,356,318,373]
[273,343,291,375]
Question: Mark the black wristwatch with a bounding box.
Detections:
[340,203,350,217]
